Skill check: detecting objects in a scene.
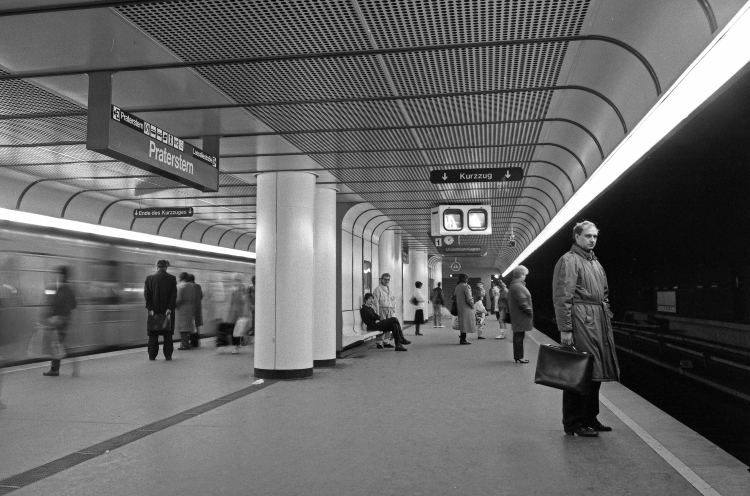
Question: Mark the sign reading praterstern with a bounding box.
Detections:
[86,105,219,192]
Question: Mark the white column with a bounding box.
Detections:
[313,186,337,367]
[254,171,316,379]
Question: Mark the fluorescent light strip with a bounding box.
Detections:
[503,3,750,277]
[0,207,256,260]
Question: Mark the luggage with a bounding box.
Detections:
[216,322,234,347]
[147,313,171,332]
[534,344,594,395]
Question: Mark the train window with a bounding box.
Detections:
[467,209,488,231]
[18,270,49,307]
[443,209,463,231]
[0,271,20,307]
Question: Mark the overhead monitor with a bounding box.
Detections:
[431,205,492,236]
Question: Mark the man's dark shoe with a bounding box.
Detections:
[383,343,394,348]
[400,339,412,345]
[395,345,407,351]
[565,425,598,437]
[42,370,59,376]
[477,336,486,339]
[415,332,423,335]
[588,420,612,432]
[165,357,172,361]
[459,340,471,345]
[376,343,384,349]
[149,357,156,361]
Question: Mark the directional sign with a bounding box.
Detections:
[430,167,523,184]
[134,207,194,218]
[441,245,488,257]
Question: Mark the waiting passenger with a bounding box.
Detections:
[454,273,476,344]
[473,287,487,340]
[493,280,509,339]
[144,260,177,361]
[507,266,532,363]
[42,266,78,377]
[372,273,397,349]
[360,294,408,351]
[224,274,249,354]
[411,281,426,335]
[553,221,619,437]
[176,272,196,350]
[430,282,445,328]
[188,274,203,348]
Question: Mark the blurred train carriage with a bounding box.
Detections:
[0,220,255,365]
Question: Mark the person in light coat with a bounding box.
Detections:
[473,287,487,340]
[411,281,427,335]
[373,273,400,349]
[454,273,476,345]
[507,266,532,363]
[494,280,509,339]
[553,221,620,437]
[175,272,196,350]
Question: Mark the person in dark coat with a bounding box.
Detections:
[42,266,78,376]
[454,273,476,344]
[188,273,203,347]
[175,272,196,350]
[553,221,620,437]
[360,293,408,351]
[144,260,177,360]
[507,266,532,363]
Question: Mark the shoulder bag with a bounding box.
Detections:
[534,344,594,395]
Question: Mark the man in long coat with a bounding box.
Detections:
[553,221,619,437]
[144,260,177,360]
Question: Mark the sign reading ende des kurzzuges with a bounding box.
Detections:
[87,104,219,192]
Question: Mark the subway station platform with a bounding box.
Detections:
[0,321,747,496]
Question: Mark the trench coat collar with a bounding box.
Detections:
[571,243,596,261]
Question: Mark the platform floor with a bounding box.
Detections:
[0,321,747,495]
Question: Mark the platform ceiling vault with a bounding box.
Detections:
[0,0,745,271]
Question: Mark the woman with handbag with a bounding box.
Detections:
[507,266,532,363]
[411,281,426,335]
[454,273,476,345]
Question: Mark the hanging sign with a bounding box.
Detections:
[133,207,194,218]
[440,245,488,257]
[430,167,523,184]
[450,262,461,271]
[87,104,219,192]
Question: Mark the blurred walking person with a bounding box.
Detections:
[411,281,426,335]
[454,273,476,345]
[225,274,249,354]
[188,273,203,348]
[431,282,445,328]
[176,272,196,350]
[144,260,177,361]
[42,266,78,376]
[494,280,509,339]
[507,266,532,363]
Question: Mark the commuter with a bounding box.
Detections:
[454,273,476,345]
[553,221,620,437]
[42,266,78,376]
[248,276,255,336]
[430,282,445,328]
[144,259,177,361]
[360,294,408,351]
[175,272,196,350]
[473,287,488,340]
[494,280,509,339]
[225,274,249,354]
[411,281,426,335]
[188,273,203,348]
[507,266,532,363]
[372,273,402,349]
[476,281,487,310]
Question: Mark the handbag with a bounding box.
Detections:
[27,324,63,358]
[147,313,171,332]
[452,316,460,330]
[534,344,594,395]
[409,296,418,306]
[450,298,458,316]
[233,317,251,337]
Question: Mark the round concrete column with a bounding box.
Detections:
[313,186,337,367]
[254,171,316,379]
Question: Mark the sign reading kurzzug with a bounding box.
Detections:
[133,207,194,218]
[87,105,219,192]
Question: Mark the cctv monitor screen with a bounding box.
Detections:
[467,209,488,230]
[443,209,463,231]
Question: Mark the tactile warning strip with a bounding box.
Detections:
[0,379,278,495]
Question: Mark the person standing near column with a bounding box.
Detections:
[553,221,620,437]
[411,281,426,335]
[372,273,410,349]
[144,260,177,361]
[42,266,78,376]
[507,266,532,363]
[431,282,445,328]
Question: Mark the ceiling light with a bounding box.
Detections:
[503,3,750,276]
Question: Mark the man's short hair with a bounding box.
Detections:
[380,273,391,280]
[156,259,169,269]
[415,281,422,288]
[573,221,598,238]
[364,293,374,301]
[179,272,189,281]
[512,265,528,278]
[458,273,469,283]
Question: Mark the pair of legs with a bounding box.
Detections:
[495,310,507,339]
[45,331,80,376]
[562,381,604,432]
[432,304,443,327]
[512,331,528,362]
[414,309,424,335]
[373,318,408,350]
[179,332,192,350]
[148,332,174,360]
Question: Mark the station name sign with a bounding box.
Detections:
[87,105,219,192]
[430,167,524,184]
[441,246,488,257]
[133,207,194,218]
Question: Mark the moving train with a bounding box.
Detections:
[0,220,255,364]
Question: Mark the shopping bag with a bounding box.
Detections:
[27,324,63,358]
[534,344,594,395]
[452,316,460,330]
[233,317,251,337]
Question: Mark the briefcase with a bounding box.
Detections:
[534,344,594,395]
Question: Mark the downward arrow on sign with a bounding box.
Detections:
[442,173,448,180]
